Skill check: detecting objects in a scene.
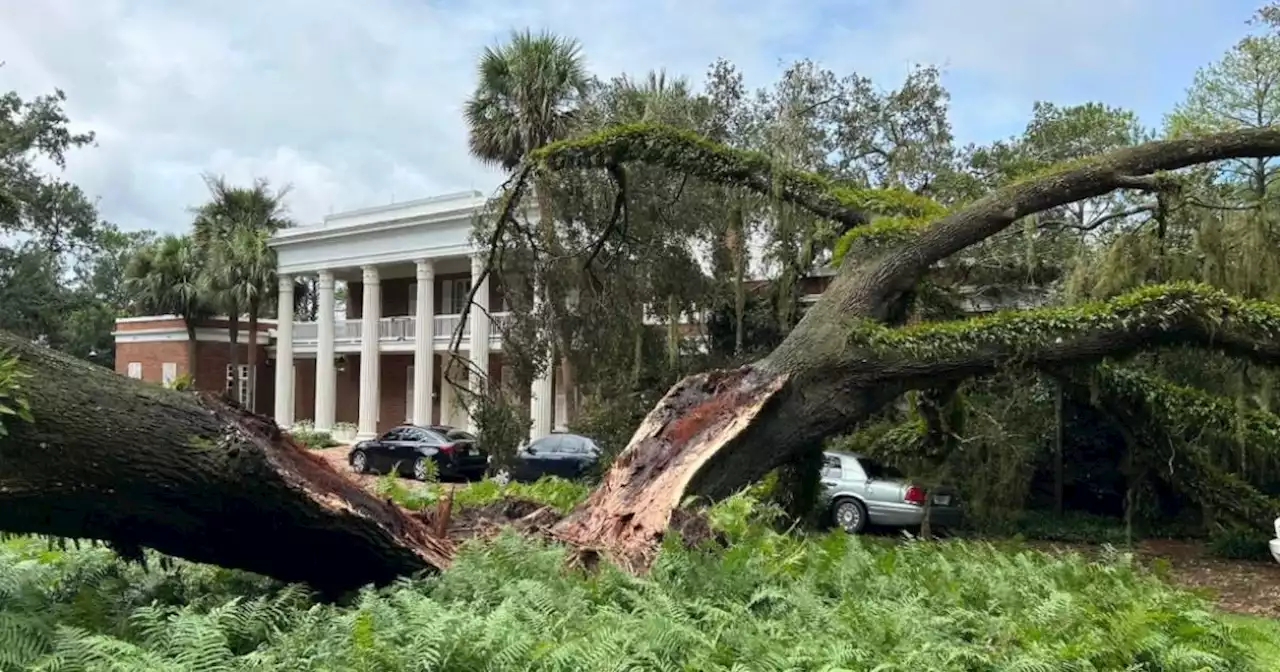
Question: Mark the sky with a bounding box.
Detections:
[0,0,1265,234]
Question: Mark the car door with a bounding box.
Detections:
[366,428,404,472]
[551,436,588,478]
[518,435,562,481]
[819,454,845,502]
[374,427,411,473]
[857,456,904,520]
[395,427,438,474]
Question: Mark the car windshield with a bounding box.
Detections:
[859,458,905,480]
[444,429,475,442]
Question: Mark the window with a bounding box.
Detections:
[225,364,250,406]
[126,362,142,379]
[526,436,560,453]
[443,278,472,314]
[822,455,842,480]
[858,457,904,480]
[560,435,593,455]
[161,362,177,386]
[442,429,475,442]
[380,428,409,441]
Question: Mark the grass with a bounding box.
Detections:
[1,482,1277,670]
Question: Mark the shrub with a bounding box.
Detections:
[1207,526,1274,562]
[287,427,337,450]
[164,372,194,391]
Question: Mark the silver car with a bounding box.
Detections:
[819,451,962,533]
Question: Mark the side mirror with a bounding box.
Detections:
[525,445,537,455]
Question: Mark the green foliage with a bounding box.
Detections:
[164,372,194,391]
[469,386,531,473]
[0,350,32,438]
[286,427,337,450]
[375,474,591,515]
[0,491,1274,671]
[569,391,651,474]
[533,122,944,224]
[1206,527,1275,562]
[849,282,1280,362]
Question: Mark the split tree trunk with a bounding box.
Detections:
[0,331,450,593]
[547,124,1280,569]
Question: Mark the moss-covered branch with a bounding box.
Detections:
[529,122,945,227]
[1056,366,1280,531]
[851,283,1280,381]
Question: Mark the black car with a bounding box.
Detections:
[348,424,487,481]
[511,432,601,482]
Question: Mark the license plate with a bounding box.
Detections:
[934,495,951,506]
[468,448,478,456]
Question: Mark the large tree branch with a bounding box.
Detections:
[1053,366,1280,531]
[0,332,451,594]
[844,127,1280,316]
[850,283,1280,387]
[527,123,944,228]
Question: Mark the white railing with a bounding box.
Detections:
[289,312,510,346]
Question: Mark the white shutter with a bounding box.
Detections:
[408,282,417,317]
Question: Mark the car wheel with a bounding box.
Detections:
[350,450,369,474]
[413,457,431,481]
[833,499,867,534]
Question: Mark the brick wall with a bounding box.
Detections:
[288,352,506,432]
[113,317,274,413]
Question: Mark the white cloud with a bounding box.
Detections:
[0,0,1259,233]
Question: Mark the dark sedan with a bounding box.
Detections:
[348,424,487,481]
[510,432,601,482]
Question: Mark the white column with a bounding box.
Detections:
[314,270,336,431]
[274,274,295,429]
[413,259,434,426]
[357,265,381,439]
[467,253,491,433]
[528,277,553,441]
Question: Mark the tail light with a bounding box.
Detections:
[903,485,926,506]
[438,443,456,454]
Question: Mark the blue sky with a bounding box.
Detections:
[0,0,1264,234]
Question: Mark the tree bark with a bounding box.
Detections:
[540,124,1280,568]
[227,312,240,401]
[184,321,199,385]
[0,331,451,593]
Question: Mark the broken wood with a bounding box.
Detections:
[0,332,451,593]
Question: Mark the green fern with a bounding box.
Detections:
[0,488,1275,671]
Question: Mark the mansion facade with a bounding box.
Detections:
[115,191,562,441]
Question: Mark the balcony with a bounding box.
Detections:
[290,312,512,349]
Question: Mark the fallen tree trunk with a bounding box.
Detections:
[539,124,1280,568]
[0,332,451,593]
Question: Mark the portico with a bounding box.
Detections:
[268,191,559,441]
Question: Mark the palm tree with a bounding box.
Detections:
[464,29,590,170]
[464,28,590,421]
[123,235,211,381]
[193,176,291,409]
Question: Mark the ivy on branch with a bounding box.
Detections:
[1058,365,1280,530]
[850,283,1280,377]
[527,122,945,227]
